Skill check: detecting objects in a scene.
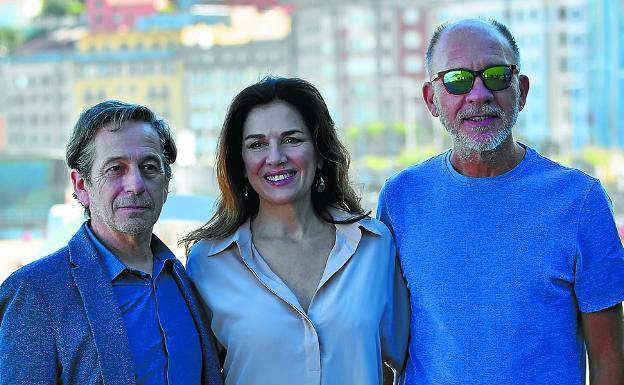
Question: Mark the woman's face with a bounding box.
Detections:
[241,100,321,208]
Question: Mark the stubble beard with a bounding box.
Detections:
[89,194,157,237]
[434,83,521,159]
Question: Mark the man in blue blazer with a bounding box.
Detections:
[0,101,223,385]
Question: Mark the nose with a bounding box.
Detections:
[266,143,287,165]
[465,75,494,104]
[124,165,146,194]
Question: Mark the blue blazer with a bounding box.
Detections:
[0,223,223,385]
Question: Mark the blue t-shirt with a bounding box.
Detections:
[377,144,624,385]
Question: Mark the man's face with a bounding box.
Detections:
[423,23,529,156]
[71,121,169,243]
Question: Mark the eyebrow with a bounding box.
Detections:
[101,154,163,167]
[243,129,305,141]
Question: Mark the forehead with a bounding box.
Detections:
[432,22,515,71]
[92,121,163,161]
[243,100,309,136]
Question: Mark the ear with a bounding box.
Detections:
[163,178,170,204]
[422,82,439,117]
[518,74,530,111]
[70,169,90,208]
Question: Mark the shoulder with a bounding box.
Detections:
[189,237,236,259]
[0,246,71,311]
[521,147,602,202]
[357,215,394,239]
[2,246,71,289]
[342,214,396,252]
[187,226,247,268]
[526,147,598,185]
[382,152,448,192]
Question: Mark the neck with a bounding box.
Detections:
[450,137,525,178]
[89,222,154,273]
[252,199,326,240]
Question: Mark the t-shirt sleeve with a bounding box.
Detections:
[574,180,624,312]
[376,182,394,235]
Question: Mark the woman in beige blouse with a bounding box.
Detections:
[183,76,409,385]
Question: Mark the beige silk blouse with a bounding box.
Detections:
[186,210,410,385]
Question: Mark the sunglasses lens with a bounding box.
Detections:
[443,70,474,94]
[482,66,512,91]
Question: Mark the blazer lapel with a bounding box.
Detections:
[68,224,136,385]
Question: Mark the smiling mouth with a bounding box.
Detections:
[265,171,296,182]
[465,115,496,122]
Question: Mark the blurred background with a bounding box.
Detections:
[1,0,623,282]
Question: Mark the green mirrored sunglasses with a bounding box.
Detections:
[431,64,519,95]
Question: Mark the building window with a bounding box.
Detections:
[403,8,420,24]
[404,55,423,74]
[403,31,421,49]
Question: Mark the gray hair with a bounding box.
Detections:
[66,100,177,216]
[425,18,521,77]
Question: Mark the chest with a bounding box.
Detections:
[254,234,335,311]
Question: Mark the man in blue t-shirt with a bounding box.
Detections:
[377,18,624,385]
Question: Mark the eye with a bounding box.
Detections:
[142,163,161,175]
[247,141,267,149]
[105,164,122,175]
[283,137,302,145]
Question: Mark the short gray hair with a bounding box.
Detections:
[66,100,177,216]
[425,18,521,77]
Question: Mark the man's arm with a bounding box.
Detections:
[0,275,59,384]
[582,303,624,385]
[383,362,395,385]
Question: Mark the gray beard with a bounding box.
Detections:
[434,83,520,159]
[89,195,157,236]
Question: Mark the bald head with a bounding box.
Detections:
[425,19,520,77]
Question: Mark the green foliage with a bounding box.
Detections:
[364,155,391,171]
[365,121,385,135]
[393,122,406,134]
[67,1,85,15]
[42,0,67,16]
[397,145,439,167]
[582,146,611,167]
[0,28,23,53]
[548,154,573,167]
[346,126,359,140]
[42,0,84,17]
[162,1,177,12]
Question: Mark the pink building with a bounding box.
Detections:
[85,0,168,32]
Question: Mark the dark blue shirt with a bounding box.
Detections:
[86,224,202,385]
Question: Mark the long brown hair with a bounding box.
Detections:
[182,76,368,251]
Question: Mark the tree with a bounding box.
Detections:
[0,28,23,54]
[41,0,84,17]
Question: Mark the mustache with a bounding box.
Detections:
[457,105,503,120]
[114,197,153,209]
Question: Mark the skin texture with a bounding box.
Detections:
[422,20,529,177]
[582,304,624,385]
[71,121,169,273]
[423,19,624,385]
[242,100,321,209]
